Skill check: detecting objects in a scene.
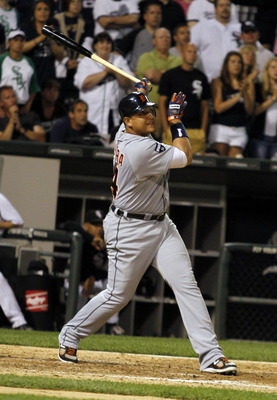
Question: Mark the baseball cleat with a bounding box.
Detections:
[58,344,78,363]
[203,357,237,375]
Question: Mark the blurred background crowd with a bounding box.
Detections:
[0,0,276,159]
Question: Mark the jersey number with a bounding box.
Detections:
[111,166,119,199]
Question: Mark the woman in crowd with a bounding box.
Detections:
[239,44,259,84]
[208,51,255,157]
[21,0,64,85]
[53,0,94,103]
[250,57,277,159]
[74,32,133,137]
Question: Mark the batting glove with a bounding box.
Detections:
[135,78,152,95]
[167,92,187,122]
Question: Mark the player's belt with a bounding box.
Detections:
[111,205,166,221]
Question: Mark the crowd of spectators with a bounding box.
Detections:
[0,0,276,159]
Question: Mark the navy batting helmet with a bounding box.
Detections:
[118,92,157,119]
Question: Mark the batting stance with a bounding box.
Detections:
[58,81,237,375]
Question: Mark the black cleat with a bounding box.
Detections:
[58,344,78,363]
[203,357,237,375]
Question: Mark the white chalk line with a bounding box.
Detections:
[98,373,277,391]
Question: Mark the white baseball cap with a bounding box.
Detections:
[7,29,26,40]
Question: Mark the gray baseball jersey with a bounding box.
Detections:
[59,124,225,371]
[112,128,173,214]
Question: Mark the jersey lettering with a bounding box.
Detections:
[111,166,119,200]
[115,147,124,167]
[155,143,166,153]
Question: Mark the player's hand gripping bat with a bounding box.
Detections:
[42,25,151,92]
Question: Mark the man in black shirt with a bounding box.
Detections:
[159,42,210,154]
[50,98,104,145]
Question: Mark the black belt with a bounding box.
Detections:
[111,205,166,221]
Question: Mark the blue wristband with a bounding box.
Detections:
[170,122,189,140]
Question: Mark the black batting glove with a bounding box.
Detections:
[134,78,152,95]
[167,92,187,122]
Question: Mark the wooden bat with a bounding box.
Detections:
[42,25,141,84]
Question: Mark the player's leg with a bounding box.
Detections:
[0,272,27,329]
[152,217,226,371]
[59,213,164,352]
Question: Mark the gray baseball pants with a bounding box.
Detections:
[59,211,224,370]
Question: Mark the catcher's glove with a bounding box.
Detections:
[167,91,187,122]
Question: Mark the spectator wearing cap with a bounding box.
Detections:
[30,79,67,141]
[61,209,125,335]
[240,21,274,82]
[50,98,103,145]
[0,29,40,114]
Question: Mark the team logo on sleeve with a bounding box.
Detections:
[155,143,166,153]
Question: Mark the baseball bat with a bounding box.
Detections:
[42,25,141,84]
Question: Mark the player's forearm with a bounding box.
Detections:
[170,119,193,165]
[98,14,139,29]
[172,137,193,165]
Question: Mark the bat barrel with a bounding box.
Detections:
[42,25,150,90]
[42,25,92,59]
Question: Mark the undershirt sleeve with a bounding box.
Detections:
[169,147,188,168]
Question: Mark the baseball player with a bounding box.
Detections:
[0,192,31,329]
[58,80,237,375]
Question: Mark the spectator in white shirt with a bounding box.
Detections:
[187,0,238,29]
[93,0,140,46]
[190,0,241,82]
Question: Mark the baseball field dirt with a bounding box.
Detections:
[1,344,277,399]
